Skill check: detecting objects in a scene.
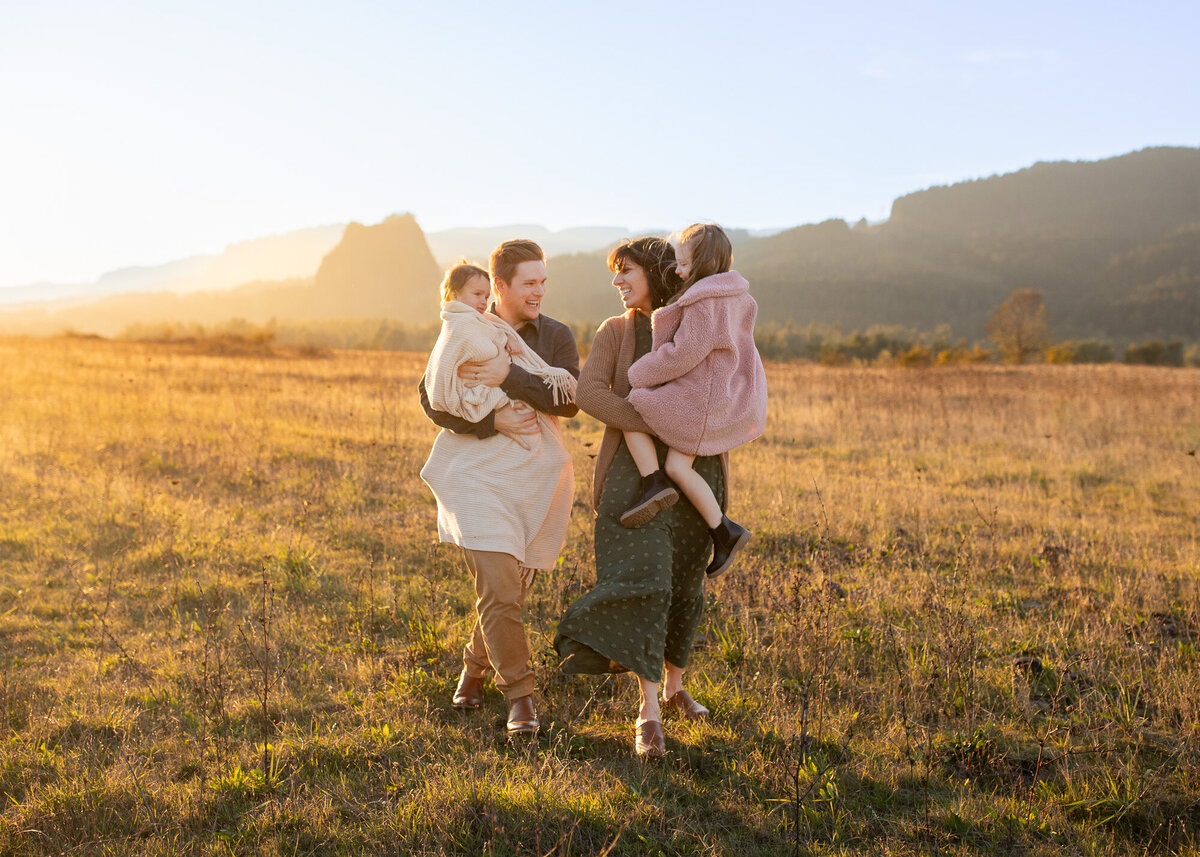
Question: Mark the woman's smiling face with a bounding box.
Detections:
[612,259,651,312]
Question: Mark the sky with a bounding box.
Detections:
[2,0,1198,286]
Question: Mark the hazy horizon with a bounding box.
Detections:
[0,213,790,293]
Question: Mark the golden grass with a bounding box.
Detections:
[1,335,1198,855]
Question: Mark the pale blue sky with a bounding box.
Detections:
[2,0,1197,285]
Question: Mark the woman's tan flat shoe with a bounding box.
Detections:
[635,719,666,759]
[662,689,710,721]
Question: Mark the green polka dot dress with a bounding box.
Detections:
[554,313,725,683]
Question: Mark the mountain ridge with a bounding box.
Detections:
[3,146,1198,342]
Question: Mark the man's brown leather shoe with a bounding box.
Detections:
[662,689,710,721]
[452,670,484,710]
[506,695,539,734]
[635,719,666,759]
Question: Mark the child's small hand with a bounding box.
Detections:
[506,339,523,356]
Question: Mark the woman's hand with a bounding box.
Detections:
[459,350,511,388]
[494,401,538,449]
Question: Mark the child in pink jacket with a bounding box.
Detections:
[622,223,768,578]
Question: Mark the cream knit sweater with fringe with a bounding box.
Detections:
[419,301,576,568]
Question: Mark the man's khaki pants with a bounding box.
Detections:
[460,548,535,701]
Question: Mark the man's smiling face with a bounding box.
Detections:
[495,260,547,325]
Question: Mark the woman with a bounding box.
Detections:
[554,237,728,759]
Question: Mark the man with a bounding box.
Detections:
[418,239,579,734]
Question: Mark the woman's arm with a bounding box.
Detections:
[577,318,653,434]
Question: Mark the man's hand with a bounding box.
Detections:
[493,402,538,450]
[459,350,511,388]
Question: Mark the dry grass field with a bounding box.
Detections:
[1,335,1198,856]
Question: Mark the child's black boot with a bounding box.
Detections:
[706,515,752,577]
[619,470,679,528]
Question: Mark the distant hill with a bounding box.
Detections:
[304,215,443,320]
[544,147,1200,342]
[0,215,439,336]
[1091,223,1200,337]
[0,224,346,308]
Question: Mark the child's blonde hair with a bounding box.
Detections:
[440,259,490,302]
[675,223,733,288]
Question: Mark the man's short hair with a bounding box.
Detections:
[490,240,545,286]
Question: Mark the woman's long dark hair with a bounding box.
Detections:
[606,237,681,309]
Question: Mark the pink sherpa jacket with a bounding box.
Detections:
[627,271,768,456]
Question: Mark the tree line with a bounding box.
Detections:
[116,287,1199,369]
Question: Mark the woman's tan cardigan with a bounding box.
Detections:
[578,309,730,511]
